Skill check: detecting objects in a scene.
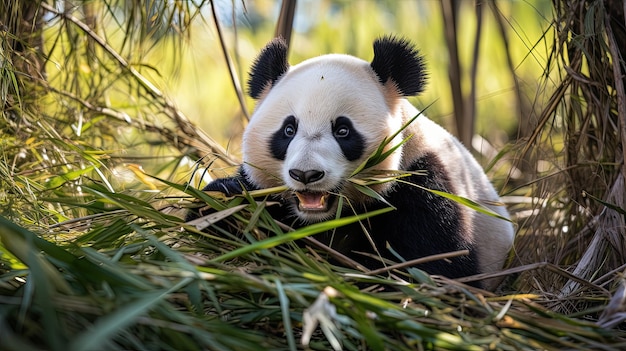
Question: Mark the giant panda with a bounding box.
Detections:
[191,36,515,290]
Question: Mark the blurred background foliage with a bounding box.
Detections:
[169,0,550,155]
[2,0,626,349]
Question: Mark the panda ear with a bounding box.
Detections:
[370,36,427,96]
[247,37,290,99]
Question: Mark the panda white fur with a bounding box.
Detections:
[195,36,514,289]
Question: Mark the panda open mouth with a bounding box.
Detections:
[294,191,332,211]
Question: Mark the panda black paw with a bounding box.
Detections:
[202,177,246,197]
[185,174,250,222]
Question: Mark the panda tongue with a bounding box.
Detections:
[296,192,327,210]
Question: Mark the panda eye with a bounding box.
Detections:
[334,125,350,138]
[284,123,296,137]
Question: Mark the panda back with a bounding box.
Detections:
[398,101,515,286]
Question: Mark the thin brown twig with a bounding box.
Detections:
[456,261,611,296]
[365,250,470,276]
[465,0,482,145]
[489,1,523,133]
[441,0,467,144]
[275,0,297,47]
[605,12,626,178]
[209,0,250,122]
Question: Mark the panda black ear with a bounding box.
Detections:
[247,37,290,99]
[370,36,427,96]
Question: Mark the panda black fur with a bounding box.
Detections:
[192,36,515,289]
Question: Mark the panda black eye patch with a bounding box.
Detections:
[332,116,364,161]
[270,115,297,160]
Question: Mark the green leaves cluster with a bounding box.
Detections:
[1,201,620,350]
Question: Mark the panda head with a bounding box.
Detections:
[242,36,427,223]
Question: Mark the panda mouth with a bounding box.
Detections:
[294,191,332,212]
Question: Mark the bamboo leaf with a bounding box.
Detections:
[69,278,193,351]
[350,183,396,209]
[351,111,424,177]
[186,204,249,231]
[404,182,512,222]
[82,186,181,225]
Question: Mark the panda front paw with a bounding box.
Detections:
[186,172,250,222]
[203,177,246,197]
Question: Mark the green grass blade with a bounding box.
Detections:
[275,279,297,351]
[212,207,394,262]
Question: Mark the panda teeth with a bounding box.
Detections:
[295,191,330,211]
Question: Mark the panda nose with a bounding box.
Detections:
[289,169,325,184]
